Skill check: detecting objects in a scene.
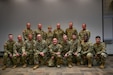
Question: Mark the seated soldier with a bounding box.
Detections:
[93,36,107,69]
[81,35,93,68]
[48,38,62,68]
[23,34,35,67]
[61,35,72,68]
[2,34,15,70]
[70,33,81,66]
[12,35,26,68]
[33,34,48,70]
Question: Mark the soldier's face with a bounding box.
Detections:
[53,38,58,45]
[9,35,13,41]
[63,36,68,41]
[96,38,101,43]
[69,23,73,29]
[38,24,42,30]
[37,35,42,41]
[82,24,86,30]
[28,34,32,40]
[72,35,76,40]
[57,24,60,29]
[48,28,52,32]
[26,23,31,29]
[18,35,22,41]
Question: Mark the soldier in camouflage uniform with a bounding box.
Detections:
[53,23,65,44]
[24,34,35,67]
[70,33,81,66]
[33,34,48,70]
[22,22,34,40]
[12,35,25,68]
[48,38,62,68]
[93,36,107,69]
[65,22,78,40]
[2,34,15,70]
[46,26,54,46]
[79,23,90,42]
[81,35,93,68]
[60,35,72,68]
[34,23,47,40]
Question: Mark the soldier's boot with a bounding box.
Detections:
[23,64,27,68]
[77,61,80,66]
[57,65,61,68]
[88,59,92,68]
[100,62,105,69]
[2,65,7,70]
[68,63,73,68]
[33,65,39,70]
[12,65,17,69]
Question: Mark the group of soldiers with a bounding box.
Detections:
[2,22,107,70]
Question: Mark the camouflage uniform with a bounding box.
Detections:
[93,42,107,69]
[23,29,34,40]
[81,41,93,68]
[34,29,47,40]
[60,40,72,67]
[24,39,35,65]
[79,30,90,41]
[46,31,54,46]
[2,40,15,69]
[13,40,25,67]
[53,29,64,44]
[70,39,81,65]
[65,28,78,40]
[34,40,48,66]
[48,44,62,67]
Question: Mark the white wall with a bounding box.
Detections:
[0,0,102,51]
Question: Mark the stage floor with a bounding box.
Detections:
[0,56,113,75]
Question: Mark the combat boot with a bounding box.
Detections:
[23,64,27,68]
[77,61,80,66]
[57,65,61,68]
[68,64,72,68]
[88,59,92,68]
[12,65,17,69]
[2,65,7,70]
[33,65,39,70]
[100,62,105,69]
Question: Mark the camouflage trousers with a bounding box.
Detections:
[94,52,107,65]
[25,52,34,65]
[48,54,62,66]
[81,53,93,65]
[3,52,13,65]
[34,53,48,65]
[13,54,26,65]
[72,53,81,64]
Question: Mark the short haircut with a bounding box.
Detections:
[8,34,13,36]
[95,36,101,39]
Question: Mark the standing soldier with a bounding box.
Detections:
[23,22,34,40]
[61,35,72,68]
[65,22,78,40]
[53,23,65,44]
[48,38,62,68]
[81,35,93,68]
[46,26,54,46]
[70,33,81,65]
[93,36,107,69]
[12,35,25,68]
[34,23,47,40]
[24,34,35,67]
[79,23,90,42]
[33,34,48,70]
[2,34,15,70]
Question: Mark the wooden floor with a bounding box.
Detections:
[0,56,113,75]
